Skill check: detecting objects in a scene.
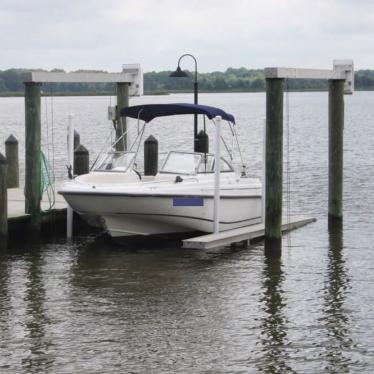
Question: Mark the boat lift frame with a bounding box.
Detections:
[23,65,143,232]
[185,60,354,251]
[264,60,353,254]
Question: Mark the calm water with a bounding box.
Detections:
[0,92,373,373]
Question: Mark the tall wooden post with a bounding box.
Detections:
[265,78,284,255]
[5,135,19,188]
[328,79,344,225]
[0,153,8,245]
[115,83,129,151]
[25,82,42,230]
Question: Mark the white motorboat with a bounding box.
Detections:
[58,103,262,240]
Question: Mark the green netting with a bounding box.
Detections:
[40,151,55,211]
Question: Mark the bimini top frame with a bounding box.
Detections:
[120,103,235,123]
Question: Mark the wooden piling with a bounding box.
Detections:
[328,79,345,224]
[0,153,7,244]
[74,144,89,176]
[265,78,284,255]
[115,83,129,151]
[144,135,158,176]
[25,82,42,230]
[5,135,19,188]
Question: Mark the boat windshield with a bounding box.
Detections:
[197,154,233,173]
[94,151,136,172]
[160,151,233,175]
[161,152,201,175]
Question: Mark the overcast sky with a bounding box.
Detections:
[1,0,373,72]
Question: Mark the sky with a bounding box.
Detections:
[0,0,373,72]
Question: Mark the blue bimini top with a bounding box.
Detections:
[120,103,235,124]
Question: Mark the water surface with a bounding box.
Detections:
[0,92,373,373]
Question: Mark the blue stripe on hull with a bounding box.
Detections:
[173,197,204,207]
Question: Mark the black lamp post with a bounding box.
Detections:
[170,54,198,149]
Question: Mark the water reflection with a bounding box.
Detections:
[257,255,294,373]
[71,236,253,292]
[71,239,186,293]
[66,237,263,372]
[22,251,54,373]
[322,222,352,372]
[0,238,8,251]
[0,252,11,371]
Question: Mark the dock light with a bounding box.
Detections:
[170,54,199,150]
[169,66,188,78]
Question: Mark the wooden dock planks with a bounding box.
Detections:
[182,216,316,249]
[7,184,67,220]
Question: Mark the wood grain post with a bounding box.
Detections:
[5,135,19,188]
[328,79,345,225]
[25,82,42,230]
[0,153,8,244]
[265,78,284,256]
[115,83,129,151]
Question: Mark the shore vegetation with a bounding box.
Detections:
[0,67,373,96]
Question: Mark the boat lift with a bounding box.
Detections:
[184,60,354,250]
[183,114,316,249]
[23,64,143,236]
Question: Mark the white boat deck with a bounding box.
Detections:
[7,184,67,220]
[182,216,316,249]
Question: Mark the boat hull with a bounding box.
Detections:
[62,192,262,238]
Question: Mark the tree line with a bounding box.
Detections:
[0,67,373,95]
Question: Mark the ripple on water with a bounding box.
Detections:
[0,92,374,372]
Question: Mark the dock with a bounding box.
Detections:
[182,216,316,249]
[8,185,67,219]
[7,184,68,233]
[5,184,316,248]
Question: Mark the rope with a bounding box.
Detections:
[44,89,50,161]
[40,150,55,211]
[41,84,56,214]
[50,86,56,178]
[285,78,291,247]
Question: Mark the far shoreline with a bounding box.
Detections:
[0,88,373,98]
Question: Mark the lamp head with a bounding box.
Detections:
[169,66,189,78]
